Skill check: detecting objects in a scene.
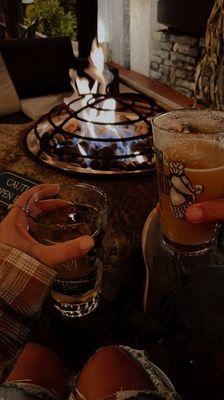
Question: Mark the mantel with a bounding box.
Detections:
[110,62,198,111]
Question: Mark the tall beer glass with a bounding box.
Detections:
[152,109,224,255]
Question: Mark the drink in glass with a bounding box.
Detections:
[152,109,224,255]
[25,183,108,317]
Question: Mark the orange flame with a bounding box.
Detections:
[67,39,117,138]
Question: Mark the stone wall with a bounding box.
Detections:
[150,29,205,98]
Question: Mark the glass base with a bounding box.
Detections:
[53,293,101,318]
[162,235,216,256]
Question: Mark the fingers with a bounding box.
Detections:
[13,183,60,208]
[8,183,61,220]
[3,183,61,233]
[26,199,68,219]
[2,183,95,268]
[186,199,224,223]
[38,199,68,212]
[5,184,59,225]
[29,236,95,267]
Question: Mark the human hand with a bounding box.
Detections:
[0,183,95,268]
[186,199,224,223]
[156,200,224,223]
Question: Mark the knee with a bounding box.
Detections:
[21,342,56,359]
[76,346,153,400]
[83,346,129,374]
[90,346,123,365]
[14,342,63,370]
[6,342,65,398]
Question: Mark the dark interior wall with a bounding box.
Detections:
[157,0,215,36]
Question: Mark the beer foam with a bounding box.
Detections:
[163,139,224,170]
[153,109,224,135]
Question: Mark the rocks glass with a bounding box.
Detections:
[152,108,224,255]
[25,183,108,317]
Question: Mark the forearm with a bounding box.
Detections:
[0,243,56,379]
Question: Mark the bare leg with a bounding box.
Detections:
[76,346,155,400]
[6,342,65,399]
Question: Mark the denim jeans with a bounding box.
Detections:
[0,382,59,400]
[68,346,183,400]
[0,347,183,400]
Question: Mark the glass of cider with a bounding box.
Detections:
[152,108,224,255]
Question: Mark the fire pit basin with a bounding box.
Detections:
[23,93,163,177]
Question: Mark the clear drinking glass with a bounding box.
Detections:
[24,183,108,318]
[152,108,224,255]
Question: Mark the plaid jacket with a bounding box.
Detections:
[0,243,56,380]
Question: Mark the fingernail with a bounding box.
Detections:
[187,206,204,222]
[48,184,60,193]
[80,236,95,251]
[44,183,60,191]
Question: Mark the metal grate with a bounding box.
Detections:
[24,92,164,177]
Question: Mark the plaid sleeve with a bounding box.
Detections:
[0,243,57,380]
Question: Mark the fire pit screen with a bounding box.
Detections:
[24,92,163,177]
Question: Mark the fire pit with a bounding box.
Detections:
[24,92,163,176]
[24,39,164,176]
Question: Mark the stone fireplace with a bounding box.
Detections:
[99,0,215,103]
[157,0,214,36]
[150,0,214,98]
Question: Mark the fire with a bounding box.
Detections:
[77,143,87,156]
[61,38,149,171]
[88,39,105,87]
[73,39,106,97]
[67,38,117,135]
[76,77,92,96]
[135,154,145,164]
